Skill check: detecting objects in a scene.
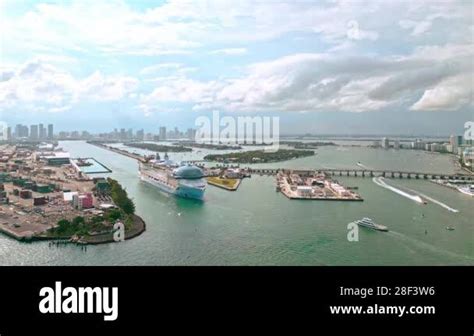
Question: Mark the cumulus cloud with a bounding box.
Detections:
[140,43,473,113]
[411,74,473,111]
[0,59,138,111]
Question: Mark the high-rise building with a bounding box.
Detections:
[0,123,7,141]
[14,124,22,139]
[136,129,144,141]
[39,124,46,140]
[30,125,39,140]
[159,127,167,140]
[382,137,390,149]
[120,128,126,140]
[186,128,196,140]
[48,124,54,140]
[7,127,11,141]
[393,140,400,149]
[15,124,29,138]
[449,135,463,154]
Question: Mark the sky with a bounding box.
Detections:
[0,0,473,135]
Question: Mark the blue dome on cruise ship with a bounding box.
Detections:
[173,165,204,179]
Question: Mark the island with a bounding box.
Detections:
[172,141,242,150]
[281,141,337,149]
[124,142,192,152]
[204,149,315,163]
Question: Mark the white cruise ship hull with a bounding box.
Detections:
[140,172,205,200]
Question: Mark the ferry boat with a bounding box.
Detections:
[352,217,388,231]
[139,156,206,200]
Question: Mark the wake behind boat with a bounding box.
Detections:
[351,217,388,232]
[457,184,474,197]
[139,153,206,200]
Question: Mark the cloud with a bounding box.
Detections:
[411,74,472,111]
[140,43,473,113]
[0,59,139,111]
[399,20,432,36]
[1,0,396,56]
[210,48,248,55]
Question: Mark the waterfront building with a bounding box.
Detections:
[449,135,463,154]
[73,192,93,210]
[297,186,313,197]
[393,140,400,149]
[382,137,390,149]
[37,152,71,166]
[463,147,474,169]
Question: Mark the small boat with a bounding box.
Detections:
[446,226,455,231]
[457,185,474,196]
[351,217,388,232]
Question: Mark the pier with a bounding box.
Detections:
[88,142,147,162]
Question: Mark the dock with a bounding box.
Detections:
[276,170,363,201]
[87,142,147,162]
[206,177,241,191]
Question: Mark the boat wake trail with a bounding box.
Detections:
[372,177,423,203]
[356,162,370,169]
[387,231,473,262]
[404,187,459,213]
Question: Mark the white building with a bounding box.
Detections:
[297,186,313,197]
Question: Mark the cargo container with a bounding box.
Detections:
[20,190,32,199]
[35,184,51,193]
[23,181,35,190]
[33,197,47,206]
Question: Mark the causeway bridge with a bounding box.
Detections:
[248,168,474,181]
[87,143,473,181]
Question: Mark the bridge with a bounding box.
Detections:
[87,143,474,181]
[247,168,474,181]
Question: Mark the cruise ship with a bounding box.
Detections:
[351,217,388,231]
[139,154,206,200]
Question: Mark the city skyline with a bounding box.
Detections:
[0,0,472,136]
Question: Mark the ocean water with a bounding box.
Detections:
[0,141,472,266]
